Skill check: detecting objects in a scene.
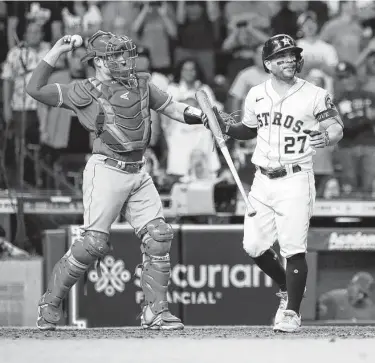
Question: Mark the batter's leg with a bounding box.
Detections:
[285,253,308,313]
[243,173,285,289]
[242,171,288,325]
[273,170,316,332]
[125,172,183,330]
[252,248,287,292]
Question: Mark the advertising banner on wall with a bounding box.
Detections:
[308,228,375,251]
[67,224,279,327]
[178,225,278,325]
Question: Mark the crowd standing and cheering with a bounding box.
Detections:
[1,1,375,198]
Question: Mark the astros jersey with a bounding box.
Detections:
[243,78,338,169]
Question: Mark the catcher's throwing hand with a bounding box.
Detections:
[51,35,83,55]
[303,129,329,148]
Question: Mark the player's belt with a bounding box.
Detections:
[104,158,144,173]
[259,165,301,179]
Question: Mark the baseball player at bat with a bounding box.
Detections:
[26,32,207,331]
[205,34,344,332]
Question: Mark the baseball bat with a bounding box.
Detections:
[195,90,256,217]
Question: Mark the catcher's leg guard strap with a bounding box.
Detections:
[44,231,110,308]
[140,219,173,315]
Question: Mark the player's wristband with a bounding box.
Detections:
[324,130,330,146]
[183,106,203,125]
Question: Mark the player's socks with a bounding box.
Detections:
[252,248,287,291]
[286,253,308,314]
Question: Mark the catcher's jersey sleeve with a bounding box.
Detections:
[26,60,63,107]
[313,89,343,128]
[55,83,76,110]
[55,82,97,131]
[242,88,258,128]
[149,82,172,112]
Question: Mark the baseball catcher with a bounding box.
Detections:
[26,31,206,330]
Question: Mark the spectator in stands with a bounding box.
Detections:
[307,1,330,31]
[112,16,132,39]
[175,0,220,82]
[184,149,213,182]
[136,46,170,90]
[135,46,170,167]
[320,1,365,64]
[296,10,338,94]
[162,58,221,181]
[333,61,375,197]
[6,2,61,48]
[227,44,268,115]
[222,14,267,83]
[318,272,375,321]
[0,1,8,64]
[0,225,30,258]
[37,45,89,188]
[1,20,50,187]
[132,1,176,75]
[224,1,277,31]
[306,69,340,199]
[61,1,102,40]
[270,1,299,39]
[296,10,338,74]
[101,1,139,38]
[356,38,375,95]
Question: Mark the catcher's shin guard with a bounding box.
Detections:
[138,219,183,330]
[140,252,170,315]
[38,231,110,329]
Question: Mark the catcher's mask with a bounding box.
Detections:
[262,34,303,74]
[81,30,138,86]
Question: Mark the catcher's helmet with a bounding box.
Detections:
[262,34,303,74]
[81,30,138,85]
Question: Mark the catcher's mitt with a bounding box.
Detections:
[204,106,240,141]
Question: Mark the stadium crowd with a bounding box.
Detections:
[1,0,375,199]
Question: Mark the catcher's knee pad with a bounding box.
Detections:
[71,230,110,264]
[139,219,174,315]
[43,231,110,310]
[140,218,174,256]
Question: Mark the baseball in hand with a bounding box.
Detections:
[71,35,83,48]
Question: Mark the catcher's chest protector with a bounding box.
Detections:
[82,74,151,153]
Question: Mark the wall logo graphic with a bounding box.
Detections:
[88,255,131,297]
[134,264,273,305]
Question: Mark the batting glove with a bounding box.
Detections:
[303,129,329,148]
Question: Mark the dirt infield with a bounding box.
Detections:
[0,325,374,340]
[0,326,374,363]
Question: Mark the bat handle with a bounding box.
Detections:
[238,186,256,217]
[245,200,257,217]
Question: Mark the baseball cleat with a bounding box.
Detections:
[36,294,61,331]
[273,287,307,327]
[36,306,57,331]
[273,309,301,333]
[140,306,184,330]
[274,290,288,327]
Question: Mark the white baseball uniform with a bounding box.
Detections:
[242,77,337,258]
